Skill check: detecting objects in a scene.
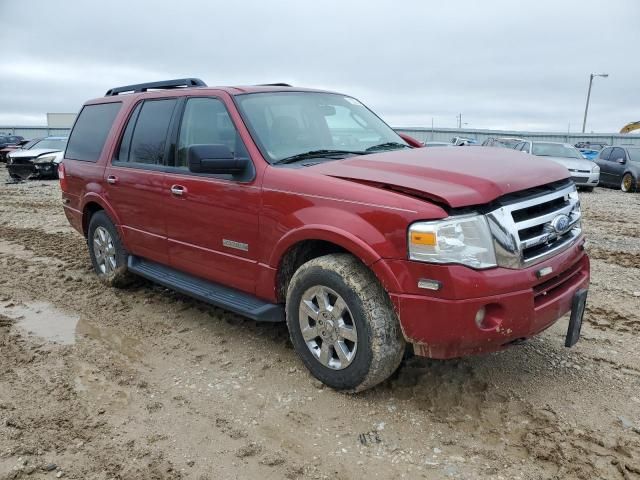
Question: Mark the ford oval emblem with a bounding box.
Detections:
[551,214,571,234]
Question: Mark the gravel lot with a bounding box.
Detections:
[0,168,639,480]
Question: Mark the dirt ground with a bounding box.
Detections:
[0,168,639,480]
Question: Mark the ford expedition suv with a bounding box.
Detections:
[60,78,590,392]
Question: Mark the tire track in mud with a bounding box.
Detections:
[586,305,640,334]
[588,247,640,269]
[0,225,89,270]
[388,358,640,479]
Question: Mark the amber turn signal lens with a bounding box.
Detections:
[410,231,436,246]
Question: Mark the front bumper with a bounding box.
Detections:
[569,170,599,187]
[383,240,590,358]
[7,161,57,179]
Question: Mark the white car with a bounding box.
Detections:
[513,140,600,191]
[6,137,67,180]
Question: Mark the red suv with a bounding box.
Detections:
[60,78,590,391]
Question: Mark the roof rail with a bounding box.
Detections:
[256,83,292,87]
[105,78,207,96]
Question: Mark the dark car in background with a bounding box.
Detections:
[594,146,640,192]
[0,138,32,162]
[0,135,25,161]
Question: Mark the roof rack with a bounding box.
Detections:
[256,83,292,87]
[105,78,207,96]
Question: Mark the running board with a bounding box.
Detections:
[128,256,284,322]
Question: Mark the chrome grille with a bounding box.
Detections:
[486,182,581,268]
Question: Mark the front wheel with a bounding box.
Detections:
[286,254,405,392]
[621,173,636,193]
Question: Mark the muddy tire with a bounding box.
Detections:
[87,210,135,288]
[621,173,636,193]
[286,254,405,392]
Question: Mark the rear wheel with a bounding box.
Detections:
[286,254,405,392]
[621,173,636,193]
[87,211,135,287]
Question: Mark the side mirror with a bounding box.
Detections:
[187,144,247,174]
[617,158,626,164]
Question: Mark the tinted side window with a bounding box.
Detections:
[175,97,248,169]
[122,99,177,165]
[599,147,612,160]
[66,102,122,161]
[610,148,625,162]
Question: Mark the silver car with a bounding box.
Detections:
[513,140,600,191]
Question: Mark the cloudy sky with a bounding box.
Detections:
[1,0,638,133]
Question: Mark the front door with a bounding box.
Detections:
[163,96,261,294]
[104,98,179,265]
[606,147,628,187]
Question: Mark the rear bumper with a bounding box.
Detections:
[384,242,590,359]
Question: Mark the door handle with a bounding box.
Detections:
[106,175,118,185]
[170,185,187,196]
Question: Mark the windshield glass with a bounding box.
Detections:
[531,142,583,159]
[627,148,640,163]
[23,139,40,149]
[235,92,406,163]
[36,138,67,150]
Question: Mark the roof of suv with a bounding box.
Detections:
[87,78,336,106]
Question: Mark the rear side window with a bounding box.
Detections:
[66,102,122,161]
[117,99,177,165]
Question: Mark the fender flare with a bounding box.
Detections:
[268,224,403,293]
[80,193,125,239]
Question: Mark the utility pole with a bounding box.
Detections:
[582,73,608,133]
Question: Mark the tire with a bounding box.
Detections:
[580,186,594,192]
[87,211,135,288]
[286,254,405,392]
[621,173,636,193]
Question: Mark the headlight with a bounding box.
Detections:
[408,214,497,269]
[34,155,57,164]
[592,164,600,173]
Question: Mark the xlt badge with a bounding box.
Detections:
[222,239,249,252]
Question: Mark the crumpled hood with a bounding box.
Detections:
[310,147,569,208]
[538,155,595,171]
[9,147,62,159]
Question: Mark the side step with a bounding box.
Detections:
[128,256,284,322]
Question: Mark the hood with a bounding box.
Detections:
[309,147,569,208]
[9,148,62,159]
[538,156,594,171]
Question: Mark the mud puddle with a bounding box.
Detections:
[0,300,79,344]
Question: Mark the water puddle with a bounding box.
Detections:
[0,301,141,359]
[0,301,79,344]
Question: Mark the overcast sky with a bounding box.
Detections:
[1,0,638,133]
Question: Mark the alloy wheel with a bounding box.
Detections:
[298,285,358,370]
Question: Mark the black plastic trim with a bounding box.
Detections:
[127,256,284,322]
[105,78,207,96]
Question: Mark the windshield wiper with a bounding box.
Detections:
[273,149,366,165]
[365,142,411,152]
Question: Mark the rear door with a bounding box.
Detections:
[163,95,261,294]
[104,98,179,265]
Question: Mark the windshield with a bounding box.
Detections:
[627,148,640,163]
[235,92,407,163]
[497,138,521,148]
[36,138,67,150]
[531,142,583,159]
